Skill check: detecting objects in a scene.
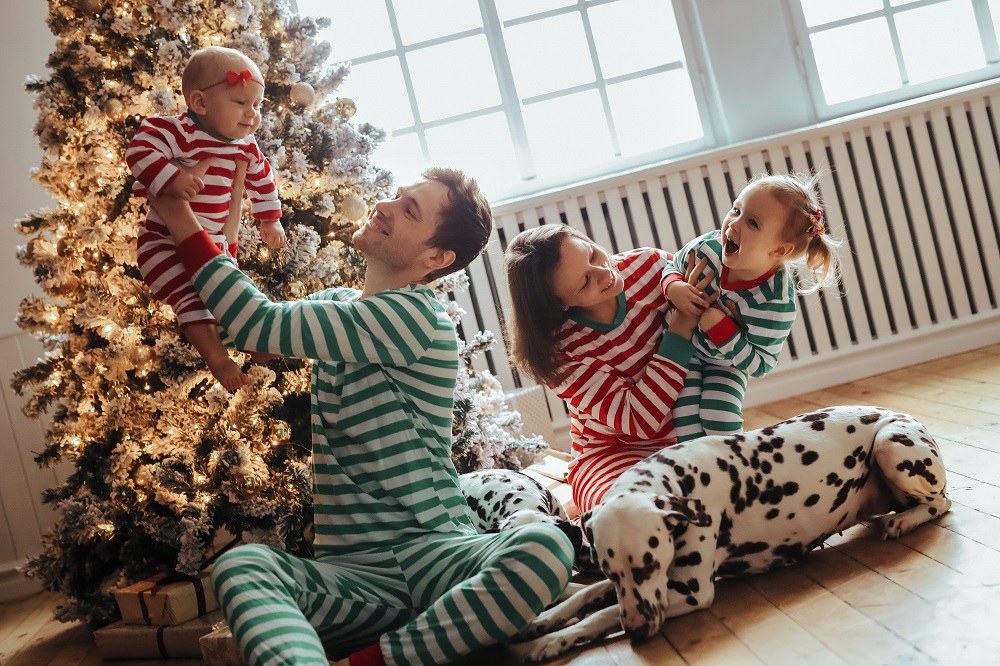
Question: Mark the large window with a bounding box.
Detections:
[791,0,1000,114]
[294,0,709,201]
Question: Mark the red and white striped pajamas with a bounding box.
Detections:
[552,248,697,514]
[126,112,280,327]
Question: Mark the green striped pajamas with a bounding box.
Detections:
[665,232,796,440]
[182,248,573,665]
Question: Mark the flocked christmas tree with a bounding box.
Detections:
[13,0,546,625]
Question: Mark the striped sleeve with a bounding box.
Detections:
[125,117,182,197]
[191,254,439,365]
[243,137,282,221]
[553,334,695,439]
[696,284,796,378]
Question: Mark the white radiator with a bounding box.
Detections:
[456,79,1000,446]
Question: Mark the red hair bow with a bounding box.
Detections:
[226,69,260,88]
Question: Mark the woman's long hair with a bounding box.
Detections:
[504,224,591,386]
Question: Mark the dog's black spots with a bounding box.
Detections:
[895,459,939,485]
[734,498,747,514]
[685,596,699,606]
[773,452,784,464]
[830,478,855,512]
[667,579,691,595]
[635,468,655,478]
[766,508,780,520]
[717,559,751,576]
[787,512,796,519]
[649,536,659,549]
[635,480,653,487]
[794,444,805,453]
[750,454,761,470]
[826,472,842,486]
[745,479,760,504]
[717,458,729,472]
[760,460,773,474]
[729,541,769,557]
[843,455,856,469]
[762,427,774,436]
[929,507,938,515]
[699,534,706,541]
[758,441,773,454]
[607,548,615,558]
[802,450,819,465]
[483,490,495,501]
[700,472,712,487]
[770,437,784,449]
[811,420,826,431]
[643,552,654,565]
[674,550,702,567]
[680,475,696,495]
[654,497,666,510]
[717,513,733,548]
[805,493,820,507]
[860,412,882,424]
[772,542,808,562]
[802,411,830,422]
[847,424,856,433]
[889,433,916,447]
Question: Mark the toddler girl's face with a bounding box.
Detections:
[719,182,792,280]
[198,79,264,141]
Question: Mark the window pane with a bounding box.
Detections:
[374,133,425,189]
[495,0,575,22]
[338,57,413,131]
[407,36,502,122]
[896,0,984,83]
[393,0,483,45]
[810,19,902,104]
[504,13,595,98]
[798,0,883,27]
[589,0,683,78]
[990,0,1000,41]
[608,71,703,156]
[523,91,614,176]
[424,114,521,199]
[297,0,394,62]
[889,0,925,5]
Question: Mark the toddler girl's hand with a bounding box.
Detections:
[668,252,713,316]
[161,170,205,200]
[260,220,287,249]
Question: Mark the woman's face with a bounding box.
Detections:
[551,236,624,312]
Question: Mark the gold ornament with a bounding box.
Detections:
[289,81,315,107]
[339,192,367,221]
[58,6,76,20]
[334,98,356,119]
[286,280,306,299]
[78,0,103,15]
[103,98,124,118]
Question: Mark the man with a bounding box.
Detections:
[151,168,574,666]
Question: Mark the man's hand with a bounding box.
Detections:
[260,220,287,249]
[160,169,205,200]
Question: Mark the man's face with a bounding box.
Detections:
[353,179,451,276]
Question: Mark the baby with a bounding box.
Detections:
[662,172,842,440]
[126,46,285,390]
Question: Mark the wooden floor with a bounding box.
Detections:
[3,344,1000,665]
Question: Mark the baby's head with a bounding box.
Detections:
[722,171,841,292]
[182,46,265,141]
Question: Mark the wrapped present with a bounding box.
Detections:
[114,568,217,626]
[94,609,223,659]
[200,621,243,666]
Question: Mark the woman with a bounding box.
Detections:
[504,224,717,514]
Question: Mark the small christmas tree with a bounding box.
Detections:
[14,0,545,625]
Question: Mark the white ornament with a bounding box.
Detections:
[339,193,367,221]
[289,82,315,107]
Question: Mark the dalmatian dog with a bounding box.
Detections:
[512,406,951,661]
[459,468,569,532]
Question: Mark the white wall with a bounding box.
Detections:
[0,1,57,601]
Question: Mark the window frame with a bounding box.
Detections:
[786,0,1000,119]
[293,0,717,202]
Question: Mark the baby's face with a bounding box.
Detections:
[197,75,264,141]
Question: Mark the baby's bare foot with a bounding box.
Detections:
[206,356,250,392]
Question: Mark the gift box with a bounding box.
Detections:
[94,609,223,659]
[200,621,243,666]
[114,568,217,626]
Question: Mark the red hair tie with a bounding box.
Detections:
[204,69,264,91]
[809,208,824,236]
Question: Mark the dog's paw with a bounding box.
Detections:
[515,615,579,640]
[507,632,577,662]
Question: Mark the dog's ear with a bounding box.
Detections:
[654,495,712,527]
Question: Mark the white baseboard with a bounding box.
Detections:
[0,565,42,603]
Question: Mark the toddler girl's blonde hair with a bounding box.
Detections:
[750,170,843,294]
